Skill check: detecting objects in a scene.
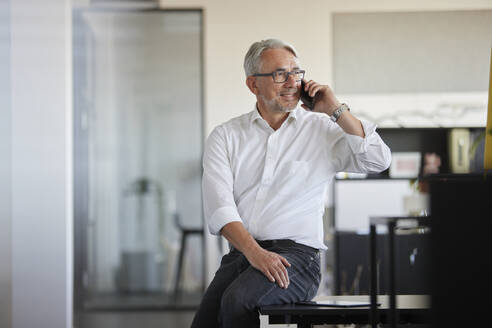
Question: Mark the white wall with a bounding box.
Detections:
[0,1,12,327]
[159,0,492,281]
[160,0,492,134]
[9,0,73,327]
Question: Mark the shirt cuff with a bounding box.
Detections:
[344,119,378,154]
[208,206,243,235]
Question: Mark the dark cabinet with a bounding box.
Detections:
[335,231,431,295]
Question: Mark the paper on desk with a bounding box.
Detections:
[297,300,377,307]
[316,300,371,306]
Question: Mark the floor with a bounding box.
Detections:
[83,291,202,311]
[78,311,195,328]
[77,291,200,328]
[78,311,336,328]
[76,291,340,328]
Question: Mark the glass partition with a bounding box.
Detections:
[74,9,203,311]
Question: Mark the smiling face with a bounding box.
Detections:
[248,48,301,113]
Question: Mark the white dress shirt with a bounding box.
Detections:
[202,106,391,250]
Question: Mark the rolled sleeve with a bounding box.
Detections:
[344,119,378,154]
[208,206,243,235]
[202,126,244,236]
[334,119,391,173]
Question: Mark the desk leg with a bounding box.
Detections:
[370,224,378,328]
[388,221,398,328]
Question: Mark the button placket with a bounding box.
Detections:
[262,133,277,188]
[250,132,277,232]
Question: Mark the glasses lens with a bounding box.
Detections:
[273,71,287,83]
[273,70,304,83]
[292,70,304,81]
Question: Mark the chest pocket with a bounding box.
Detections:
[275,160,310,197]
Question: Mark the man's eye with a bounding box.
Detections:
[275,71,287,77]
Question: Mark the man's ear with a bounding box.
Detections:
[246,76,259,95]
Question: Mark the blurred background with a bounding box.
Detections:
[1,0,491,327]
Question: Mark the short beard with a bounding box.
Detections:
[260,95,298,113]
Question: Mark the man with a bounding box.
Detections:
[191,39,391,328]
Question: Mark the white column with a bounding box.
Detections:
[10,0,73,327]
[0,0,12,327]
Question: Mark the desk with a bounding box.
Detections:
[259,295,430,328]
[369,216,430,327]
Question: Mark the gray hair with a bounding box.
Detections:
[243,38,298,77]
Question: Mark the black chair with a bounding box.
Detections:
[173,212,205,300]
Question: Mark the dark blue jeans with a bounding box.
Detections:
[190,240,321,328]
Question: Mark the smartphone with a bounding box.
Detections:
[300,80,315,110]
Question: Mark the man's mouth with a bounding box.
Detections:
[280,89,299,98]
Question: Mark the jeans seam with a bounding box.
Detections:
[256,281,278,305]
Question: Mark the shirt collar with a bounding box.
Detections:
[249,104,263,124]
[249,104,300,126]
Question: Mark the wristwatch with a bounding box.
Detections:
[330,103,350,122]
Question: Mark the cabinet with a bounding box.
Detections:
[429,175,492,327]
[331,127,485,295]
[335,231,431,295]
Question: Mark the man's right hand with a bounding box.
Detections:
[220,221,291,289]
[243,246,291,289]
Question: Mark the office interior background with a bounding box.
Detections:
[1,0,491,327]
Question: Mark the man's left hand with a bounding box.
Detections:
[301,79,340,115]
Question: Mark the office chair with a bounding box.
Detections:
[173,212,205,300]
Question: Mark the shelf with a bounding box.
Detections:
[333,126,488,180]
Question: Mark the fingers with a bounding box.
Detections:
[301,78,339,113]
[272,269,285,288]
[302,79,324,97]
[280,256,291,267]
[303,79,333,96]
[269,263,289,288]
[271,256,290,289]
[279,256,291,287]
[264,270,275,283]
[309,85,325,98]
[302,79,315,93]
[279,263,290,287]
[250,249,291,289]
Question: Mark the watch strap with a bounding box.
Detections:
[330,103,350,122]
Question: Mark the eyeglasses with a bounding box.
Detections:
[252,69,305,83]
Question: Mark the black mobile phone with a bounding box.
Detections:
[300,80,315,110]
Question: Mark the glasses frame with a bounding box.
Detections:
[252,69,305,83]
